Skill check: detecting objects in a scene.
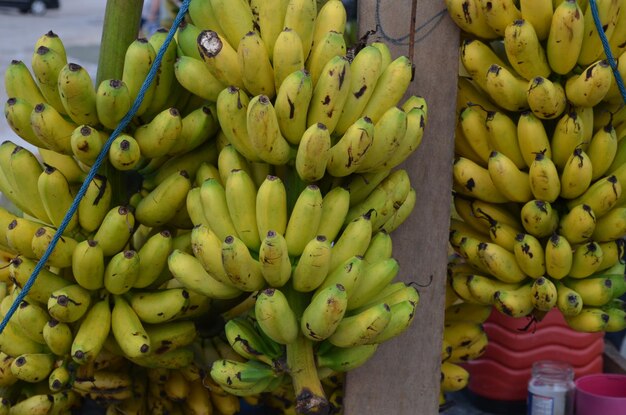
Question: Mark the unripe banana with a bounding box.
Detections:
[92,205,135,256]
[347,257,400,310]
[238,31,275,98]
[326,116,375,177]
[565,59,614,107]
[6,394,52,414]
[344,169,391,207]
[493,282,534,318]
[222,235,266,292]
[43,318,73,356]
[31,45,67,115]
[565,276,614,307]
[255,288,299,345]
[168,248,242,299]
[71,299,113,366]
[48,363,70,392]
[224,316,282,364]
[301,283,348,341]
[292,235,332,292]
[503,19,550,80]
[597,239,625,271]
[295,122,331,182]
[258,230,292,288]
[316,343,378,373]
[136,170,191,227]
[95,79,131,131]
[528,151,560,202]
[363,229,393,264]
[57,62,99,126]
[560,148,593,199]
[197,30,244,89]
[174,55,225,101]
[520,199,559,238]
[526,76,567,120]
[144,28,179,116]
[134,107,182,159]
[247,94,294,165]
[330,212,373,272]
[284,184,323,257]
[487,150,532,203]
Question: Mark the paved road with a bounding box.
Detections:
[0,0,106,151]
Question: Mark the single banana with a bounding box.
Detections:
[9,256,71,304]
[134,107,183,159]
[37,164,78,231]
[246,94,294,165]
[568,241,604,279]
[167,248,243,299]
[592,206,626,242]
[503,19,551,80]
[42,319,73,356]
[135,170,191,227]
[238,31,275,98]
[520,0,553,40]
[70,125,107,167]
[129,288,190,324]
[377,106,427,171]
[546,0,585,75]
[111,294,151,358]
[317,185,351,242]
[197,30,245,89]
[209,0,255,50]
[71,239,105,290]
[4,97,47,149]
[465,273,522,305]
[34,30,67,61]
[316,343,378,373]
[292,235,332,292]
[487,150,532,203]
[31,226,78,268]
[296,122,332,182]
[48,283,91,323]
[187,0,224,37]
[57,62,99,126]
[586,122,618,181]
[77,174,113,233]
[327,302,391,347]
[457,104,491,166]
[306,30,347,87]
[199,177,239,241]
[174,55,225,101]
[3,59,46,107]
[566,174,621,218]
[483,64,529,112]
[314,255,365,301]
[530,276,558,311]
[517,110,552,167]
[30,45,67,115]
[440,362,470,393]
[95,79,131,131]
[255,288,299,345]
[249,0,289,57]
[10,352,55,383]
[30,102,77,155]
[459,38,511,93]
[493,282,534,318]
[444,0,499,39]
[565,276,614,307]
[544,233,573,280]
[103,250,140,295]
[284,0,317,59]
[301,283,348,341]
[487,219,521,252]
[453,156,509,203]
[168,104,220,157]
[565,306,609,332]
[258,230,292,288]
[359,55,413,124]
[144,28,179,117]
[484,110,526,169]
[556,280,583,316]
[71,300,112,369]
[225,168,261,251]
[578,0,621,65]
[284,184,323,256]
[597,239,625,271]
[565,60,613,107]
[108,133,142,171]
[14,300,47,344]
[559,148,593,199]
[347,257,400,310]
[272,27,305,92]
[134,229,174,288]
[481,0,522,35]
[326,116,375,177]
[476,241,528,283]
[224,316,282,364]
[357,106,408,173]
[526,76,567,120]
[558,203,596,244]
[92,205,136,256]
[528,151,561,202]
[121,38,156,117]
[221,235,266,292]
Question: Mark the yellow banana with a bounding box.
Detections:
[95,79,131,131]
[484,110,526,169]
[592,206,626,242]
[76,174,112,233]
[328,302,391,347]
[565,59,614,107]
[31,226,77,268]
[453,156,509,203]
[37,164,78,231]
[530,276,558,311]
[284,184,323,256]
[558,203,596,244]
[134,107,182,159]
[72,239,105,290]
[326,115,374,177]
[3,59,45,107]
[487,150,532,203]
[174,54,225,101]
[457,104,491,166]
[560,148,593,199]
[249,0,289,58]
[255,288,299,345]
[528,151,561,202]
[256,174,288,238]
[197,30,244,89]
[567,174,621,218]
[526,76,567,120]
[459,37,511,93]
[545,233,573,280]
[481,0,522,35]
[520,0,553,40]
[237,30,275,98]
[121,38,156,117]
[564,276,614,307]
[221,235,266,291]
[306,30,347,87]
[483,63,530,112]
[108,133,142,171]
[476,241,528,283]
[556,280,583,316]
[587,122,618,181]
[111,294,151,359]
[48,283,91,324]
[493,282,534,318]
[274,69,313,146]
[546,0,585,75]
[225,168,260,251]
[578,0,621,66]
[568,241,604,279]
[144,28,179,117]
[444,0,499,39]
[517,110,551,168]
[565,306,609,332]
[199,177,239,241]
[503,19,551,80]
[92,205,136,256]
[57,62,99,126]
[209,0,255,50]
[30,102,77,155]
[4,97,47,149]
[272,27,305,91]
[295,122,331,182]
[247,94,294,165]
[258,230,292,288]
[70,125,107,167]
[284,0,317,59]
[551,109,585,170]
[292,235,332,292]
[30,45,67,115]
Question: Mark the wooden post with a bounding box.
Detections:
[343,1,459,413]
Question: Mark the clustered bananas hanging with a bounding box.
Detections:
[0,0,428,413]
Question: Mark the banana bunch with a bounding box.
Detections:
[444,0,626,336]
[176,0,427,182]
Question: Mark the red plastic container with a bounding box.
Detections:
[462,308,604,412]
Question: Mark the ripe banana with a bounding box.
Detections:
[546,0,585,75]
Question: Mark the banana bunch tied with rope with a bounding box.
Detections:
[443,0,626,335]
[174,0,427,183]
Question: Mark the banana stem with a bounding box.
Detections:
[96,0,144,86]
[286,334,330,415]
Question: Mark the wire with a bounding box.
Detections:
[0,0,192,335]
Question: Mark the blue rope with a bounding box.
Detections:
[589,0,626,105]
[0,0,191,335]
